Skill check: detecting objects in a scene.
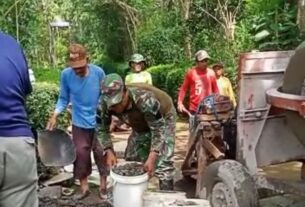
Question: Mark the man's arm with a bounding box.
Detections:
[211,73,219,94]
[46,71,70,130]
[227,78,236,107]
[99,101,114,150]
[138,93,166,153]
[21,50,32,95]
[146,72,153,85]
[125,74,132,84]
[177,70,190,106]
[99,100,117,167]
[138,93,167,175]
[54,72,70,114]
[98,66,106,81]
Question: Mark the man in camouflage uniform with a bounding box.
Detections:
[100,73,176,190]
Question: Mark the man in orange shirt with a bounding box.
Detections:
[178,50,219,114]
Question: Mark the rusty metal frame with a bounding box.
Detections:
[266,88,305,117]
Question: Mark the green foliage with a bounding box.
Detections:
[95,56,128,79]
[250,2,302,50]
[1,0,303,102]
[146,63,189,104]
[138,28,185,65]
[137,10,185,65]
[32,67,61,84]
[0,0,73,68]
[26,82,68,130]
[147,64,175,91]
[165,67,187,105]
[244,0,286,15]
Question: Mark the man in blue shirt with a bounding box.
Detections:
[0,32,38,207]
[46,44,107,200]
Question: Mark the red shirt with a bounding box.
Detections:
[178,67,219,112]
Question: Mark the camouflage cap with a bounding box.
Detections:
[129,53,145,63]
[101,73,124,108]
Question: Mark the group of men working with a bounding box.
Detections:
[0,31,235,207]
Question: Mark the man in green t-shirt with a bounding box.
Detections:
[125,54,152,85]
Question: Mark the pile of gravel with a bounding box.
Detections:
[112,162,145,176]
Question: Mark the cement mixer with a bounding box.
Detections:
[182,44,305,207]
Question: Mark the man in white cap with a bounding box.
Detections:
[177,50,219,114]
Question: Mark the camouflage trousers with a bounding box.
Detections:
[124,109,176,181]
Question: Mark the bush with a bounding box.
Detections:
[32,67,61,84]
[146,63,191,106]
[92,56,128,79]
[137,27,185,65]
[147,64,175,91]
[26,82,68,130]
[165,67,187,105]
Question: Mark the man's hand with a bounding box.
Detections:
[46,113,58,131]
[144,151,158,177]
[177,103,188,114]
[105,149,117,167]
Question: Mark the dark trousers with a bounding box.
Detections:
[72,125,108,179]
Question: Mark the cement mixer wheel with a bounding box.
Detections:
[198,160,258,207]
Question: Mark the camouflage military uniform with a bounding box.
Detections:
[100,83,176,183]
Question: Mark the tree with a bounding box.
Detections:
[297,0,305,33]
[180,0,192,59]
[196,0,243,41]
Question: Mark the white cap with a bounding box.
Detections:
[195,50,210,61]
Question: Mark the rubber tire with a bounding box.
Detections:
[199,160,258,207]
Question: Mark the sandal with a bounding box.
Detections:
[62,187,74,196]
[99,188,107,200]
[74,190,90,200]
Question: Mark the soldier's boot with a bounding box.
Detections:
[159,179,174,191]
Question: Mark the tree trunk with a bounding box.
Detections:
[223,20,236,41]
[297,0,305,34]
[181,0,192,59]
[41,0,55,65]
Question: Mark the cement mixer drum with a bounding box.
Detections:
[282,44,305,145]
